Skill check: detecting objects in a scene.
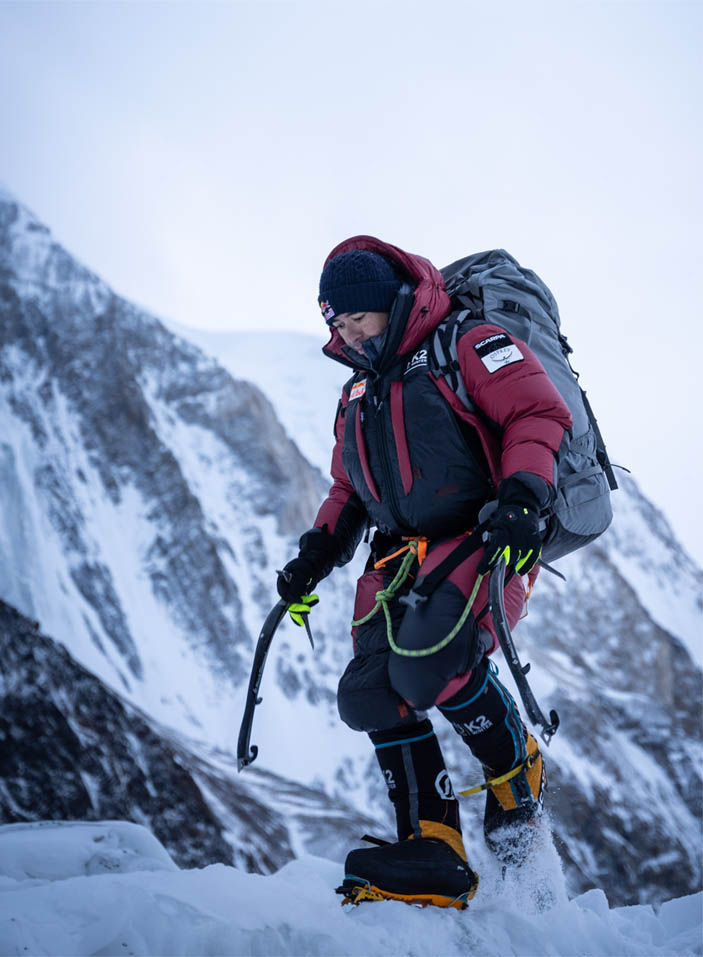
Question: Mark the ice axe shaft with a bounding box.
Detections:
[236,599,288,771]
[488,560,559,745]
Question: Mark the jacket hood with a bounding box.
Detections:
[320,236,451,369]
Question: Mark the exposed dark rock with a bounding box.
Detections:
[0,599,376,873]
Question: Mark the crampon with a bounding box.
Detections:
[335,876,477,910]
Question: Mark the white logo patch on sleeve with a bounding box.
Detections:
[474,333,524,373]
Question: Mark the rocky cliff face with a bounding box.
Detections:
[0,189,331,745]
[0,599,377,871]
[1,190,701,908]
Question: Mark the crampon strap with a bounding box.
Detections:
[457,750,539,798]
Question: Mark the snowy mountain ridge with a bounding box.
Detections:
[0,190,364,772]
[1,191,701,912]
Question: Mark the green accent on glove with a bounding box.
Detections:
[515,546,541,574]
[288,594,320,627]
[487,544,511,569]
[480,505,542,576]
[488,542,542,575]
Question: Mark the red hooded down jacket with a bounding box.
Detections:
[313,236,572,562]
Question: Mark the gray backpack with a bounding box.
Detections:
[432,249,617,563]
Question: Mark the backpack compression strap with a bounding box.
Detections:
[579,387,619,492]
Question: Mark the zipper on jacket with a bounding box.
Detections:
[373,384,407,532]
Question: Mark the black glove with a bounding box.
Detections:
[277,555,321,603]
[477,504,542,576]
[276,526,337,603]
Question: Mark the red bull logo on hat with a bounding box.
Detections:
[320,300,336,322]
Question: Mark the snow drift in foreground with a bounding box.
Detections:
[0,822,699,957]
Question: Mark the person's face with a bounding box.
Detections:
[331,311,389,355]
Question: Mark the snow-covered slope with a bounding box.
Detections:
[0,821,700,957]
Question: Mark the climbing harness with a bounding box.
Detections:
[398,526,486,611]
[373,536,429,570]
[351,538,485,659]
[354,543,560,742]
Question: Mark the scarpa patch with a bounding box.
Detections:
[474,333,524,373]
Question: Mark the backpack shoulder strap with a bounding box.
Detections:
[428,310,483,412]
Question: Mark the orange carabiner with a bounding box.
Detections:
[374,544,413,571]
[402,536,429,567]
[374,536,430,571]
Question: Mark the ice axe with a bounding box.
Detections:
[236,599,288,771]
[489,557,560,745]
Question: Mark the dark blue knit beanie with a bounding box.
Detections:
[318,250,400,324]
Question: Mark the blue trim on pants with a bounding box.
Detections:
[438,670,490,711]
[487,673,525,766]
[373,730,435,750]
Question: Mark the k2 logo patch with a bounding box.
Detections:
[404,349,428,375]
[452,715,494,737]
[474,333,524,373]
[349,379,367,400]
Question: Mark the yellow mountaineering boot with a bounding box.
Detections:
[336,821,479,910]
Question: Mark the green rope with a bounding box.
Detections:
[351,546,418,627]
[386,573,484,658]
[351,540,485,659]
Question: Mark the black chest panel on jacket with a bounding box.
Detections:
[341,348,493,538]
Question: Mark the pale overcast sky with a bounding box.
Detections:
[1,1,701,565]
